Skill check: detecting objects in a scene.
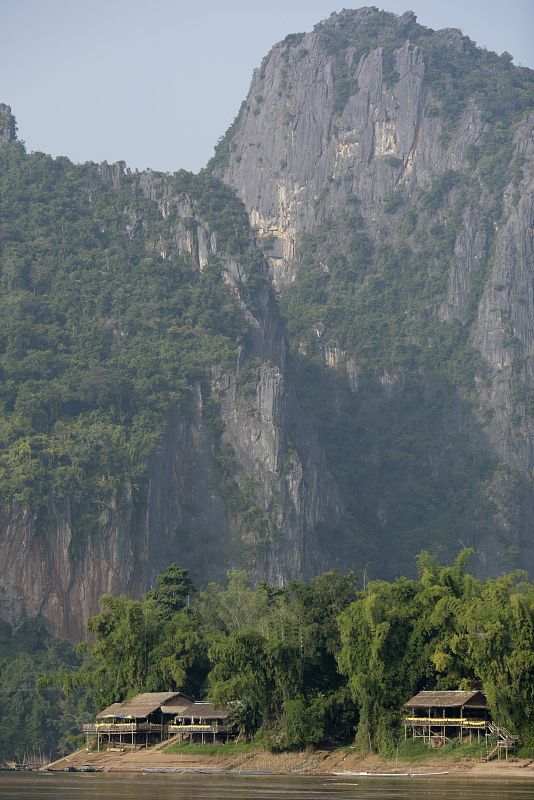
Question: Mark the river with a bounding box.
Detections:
[0,773,533,799]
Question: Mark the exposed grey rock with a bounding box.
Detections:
[216,7,534,575]
[217,16,484,287]
[0,104,16,142]
[474,114,534,474]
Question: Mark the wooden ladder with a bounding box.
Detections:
[485,723,519,761]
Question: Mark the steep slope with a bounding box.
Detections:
[0,107,341,638]
[214,8,534,576]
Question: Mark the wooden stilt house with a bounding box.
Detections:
[83,691,236,750]
[165,700,236,744]
[402,689,519,758]
[83,692,192,750]
[403,690,489,746]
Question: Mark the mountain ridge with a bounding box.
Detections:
[1,6,534,637]
[213,6,534,578]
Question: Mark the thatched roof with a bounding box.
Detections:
[114,692,183,719]
[96,702,124,719]
[404,690,487,709]
[96,692,232,721]
[160,694,195,715]
[171,701,233,720]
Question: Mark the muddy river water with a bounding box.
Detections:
[1,772,533,799]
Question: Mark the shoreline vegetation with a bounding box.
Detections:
[1,551,533,766]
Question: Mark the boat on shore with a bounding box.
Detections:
[64,764,103,773]
[332,770,449,777]
[142,767,275,775]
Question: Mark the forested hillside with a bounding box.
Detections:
[0,106,340,638]
[0,144,245,532]
[1,6,534,639]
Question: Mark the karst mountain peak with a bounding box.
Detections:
[1,6,533,638]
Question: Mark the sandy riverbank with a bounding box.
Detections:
[46,744,534,780]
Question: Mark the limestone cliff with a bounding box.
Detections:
[1,8,534,639]
[0,104,16,142]
[216,10,485,283]
[215,8,534,575]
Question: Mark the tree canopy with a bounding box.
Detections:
[10,551,531,761]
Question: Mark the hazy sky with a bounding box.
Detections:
[2,1,533,173]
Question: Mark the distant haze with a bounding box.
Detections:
[2,0,533,172]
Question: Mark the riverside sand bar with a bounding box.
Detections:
[47,744,534,780]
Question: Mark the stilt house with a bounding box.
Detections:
[403,690,489,745]
[167,700,234,744]
[402,689,518,758]
[83,691,236,750]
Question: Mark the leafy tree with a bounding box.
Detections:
[146,564,195,619]
[454,574,534,746]
[0,618,87,760]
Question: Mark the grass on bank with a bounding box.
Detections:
[164,740,257,757]
[335,737,502,764]
[391,737,498,763]
[163,737,504,762]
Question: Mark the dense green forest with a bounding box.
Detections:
[0,618,88,759]
[1,552,532,760]
[0,141,252,537]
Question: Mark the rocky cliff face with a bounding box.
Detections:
[0,104,16,142]
[0,145,341,638]
[473,114,534,472]
[215,8,534,575]
[1,9,533,638]
[216,10,485,283]
[137,172,343,587]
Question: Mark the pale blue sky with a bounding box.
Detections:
[2,1,533,172]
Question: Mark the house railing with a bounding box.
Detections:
[82,723,164,734]
[404,717,487,728]
[167,723,230,733]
